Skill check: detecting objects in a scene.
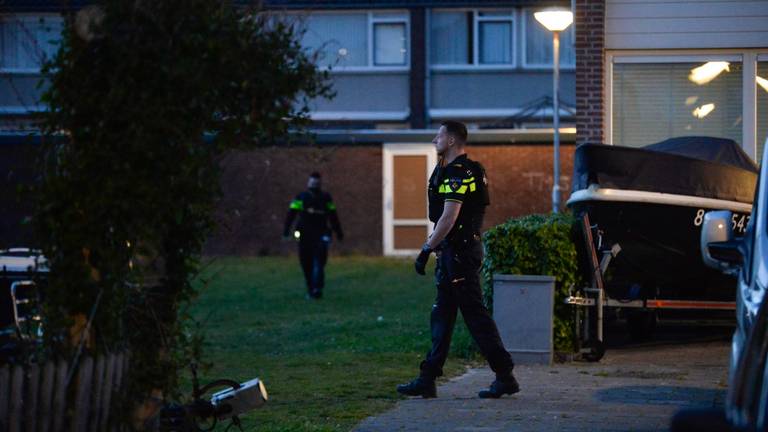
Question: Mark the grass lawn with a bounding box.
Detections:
[189,256,480,432]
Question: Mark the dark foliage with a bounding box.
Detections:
[33,0,332,422]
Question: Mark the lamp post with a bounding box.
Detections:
[534,9,573,213]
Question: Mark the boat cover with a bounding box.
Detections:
[646,137,758,172]
[572,137,758,204]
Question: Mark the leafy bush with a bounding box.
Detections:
[32,0,332,423]
[481,213,582,352]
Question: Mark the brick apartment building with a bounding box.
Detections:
[1,0,579,255]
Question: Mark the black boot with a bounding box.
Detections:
[478,374,520,399]
[396,376,436,398]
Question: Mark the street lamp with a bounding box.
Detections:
[535,9,573,213]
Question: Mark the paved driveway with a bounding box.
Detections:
[355,335,729,432]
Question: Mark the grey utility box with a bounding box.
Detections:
[492,274,555,365]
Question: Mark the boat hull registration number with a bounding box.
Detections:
[693,209,751,236]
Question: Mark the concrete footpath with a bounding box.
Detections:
[355,339,729,432]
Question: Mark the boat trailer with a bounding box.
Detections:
[567,214,736,361]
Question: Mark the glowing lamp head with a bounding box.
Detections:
[534,10,573,32]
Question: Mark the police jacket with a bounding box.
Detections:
[428,154,490,245]
[283,189,343,239]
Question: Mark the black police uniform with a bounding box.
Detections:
[283,189,343,298]
[419,154,514,379]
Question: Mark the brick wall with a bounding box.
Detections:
[0,141,575,256]
[470,145,575,229]
[206,145,384,256]
[206,143,576,256]
[575,0,605,145]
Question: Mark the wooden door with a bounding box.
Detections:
[383,144,436,255]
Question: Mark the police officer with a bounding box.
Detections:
[283,172,343,299]
[396,121,519,399]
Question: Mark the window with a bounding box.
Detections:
[522,9,574,68]
[758,59,768,161]
[0,14,63,72]
[429,11,468,65]
[477,11,513,65]
[430,10,515,67]
[300,11,408,70]
[302,13,368,68]
[612,59,743,148]
[373,20,406,66]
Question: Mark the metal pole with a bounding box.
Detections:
[597,284,604,342]
[552,31,561,214]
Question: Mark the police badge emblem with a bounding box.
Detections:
[450,179,460,191]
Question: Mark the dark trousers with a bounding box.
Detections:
[420,240,514,379]
[299,235,329,295]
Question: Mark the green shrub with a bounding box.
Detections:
[33,0,332,419]
[481,213,582,352]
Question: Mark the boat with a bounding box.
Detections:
[567,136,758,301]
[0,248,47,340]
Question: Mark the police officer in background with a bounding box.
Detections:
[397,121,519,399]
[283,172,343,299]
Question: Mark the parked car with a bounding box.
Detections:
[683,142,768,431]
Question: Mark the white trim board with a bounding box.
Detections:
[0,68,43,75]
[310,128,577,144]
[309,110,409,121]
[429,108,574,119]
[430,64,518,72]
[0,105,46,114]
[612,54,742,63]
[325,66,410,74]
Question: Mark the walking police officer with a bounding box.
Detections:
[283,172,343,299]
[397,121,519,399]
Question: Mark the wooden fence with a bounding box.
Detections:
[0,351,129,432]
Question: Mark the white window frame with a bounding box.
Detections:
[756,54,768,158]
[520,8,575,70]
[382,143,436,256]
[606,50,768,161]
[370,12,409,68]
[0,13,63,74]
[296,10,410,74]
[430,8,517,71]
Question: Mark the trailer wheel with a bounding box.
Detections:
[627,309,657,341]
[581,339,605,362]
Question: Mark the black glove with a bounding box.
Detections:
[414,243,432,275]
